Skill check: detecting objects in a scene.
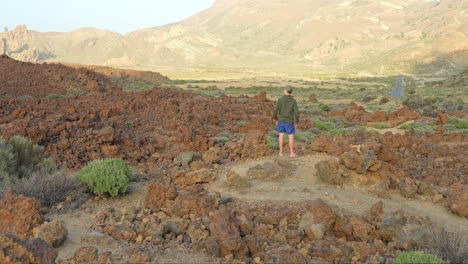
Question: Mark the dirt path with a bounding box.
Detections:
[209,154,468,234]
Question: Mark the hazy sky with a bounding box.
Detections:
[2,0,216,34]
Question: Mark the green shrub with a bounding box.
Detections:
[0,141,16,186]
[0,136,56,186]
[450,117,468,129]
[394,251,443,264]
[78,159,133,197]
[9,136,45,178]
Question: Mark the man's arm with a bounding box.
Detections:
[293,100,299,124]
[273,100,280,121]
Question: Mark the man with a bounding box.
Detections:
[274,86,299,157]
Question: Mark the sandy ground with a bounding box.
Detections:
[209,154,468,234]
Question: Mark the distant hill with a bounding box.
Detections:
[1,0,467,74]
[0,55,169,99]
[0,55,119,99]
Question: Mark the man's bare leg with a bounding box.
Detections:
[279,133,285,156]
[288,134,295,156]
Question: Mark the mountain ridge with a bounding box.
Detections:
[1,0,467,74]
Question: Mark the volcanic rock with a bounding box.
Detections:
[36,220,68,248]
[0,192,43,238]
[0,232,58,264]
[447,183,468,217]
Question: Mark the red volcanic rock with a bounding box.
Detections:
[437,112,450,125]
[447,183,468,218]
[0,232,58,264]
[0,88,275,169]
[387,106,420,123]
[349,217,375,242]
[315,159,349,185]
[400,178,418,198]
[368,111,387,122]
[167,188,219,218]
[37,220,68,248]
[254,92,268,102]
[73,246,98,263]
[144,183,178,213]
[0,55,119,98]
[173,169,216,186]
[0,192,43,238]
[209,206,242,257]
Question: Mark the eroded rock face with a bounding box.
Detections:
[0,192,43,238]
[0,232,58,264]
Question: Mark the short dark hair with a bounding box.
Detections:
[284,85,293,94]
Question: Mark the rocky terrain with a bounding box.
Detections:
[1,0,467,74]
[0,55,119,99]
[0,60,467,263]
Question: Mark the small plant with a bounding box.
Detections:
[422,227,468,264]
[10,171,84,207]
[374,123,391,129]
[380,97,390,104]
[78,159,133,197]
[125,121,134,129]
[394,251,443,264]
[0,136,56,186]
[449,117,468,129]
[238,121,247,128]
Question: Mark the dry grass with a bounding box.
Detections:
[423,227,468,264]
[8,171,85,207]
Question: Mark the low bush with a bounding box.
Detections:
[9,171,84,207]
[0,136,57,187]
[449,117,468,129]
[394,251,443,264]
[78,159,133,197]
[423,227,468,264]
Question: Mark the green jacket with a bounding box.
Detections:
[274,95,299,124]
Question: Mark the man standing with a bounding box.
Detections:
[274,86,299,157]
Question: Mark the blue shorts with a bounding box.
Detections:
[277,121,295,135]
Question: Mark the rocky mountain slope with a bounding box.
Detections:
[1,0,467,74]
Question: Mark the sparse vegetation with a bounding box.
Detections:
[0,136,57,187]
[9,171,84,207]
[422,227,468,264]
[393,251,443,264]
[78,158,133,197]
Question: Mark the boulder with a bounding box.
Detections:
[73,246,98,263]
[380,210,431,249]
[144,183,178,213]
[0,192,43,238]
[315,159,348,185]
[176,151,197,167]
[37,220,68,248]
[0,232,58,264]
[209,207,241,257]
[447,183,468,218]
[173,169,216,186]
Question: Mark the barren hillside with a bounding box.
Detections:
[1,0,467,74]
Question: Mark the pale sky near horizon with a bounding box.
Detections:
[2,0,216,34]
